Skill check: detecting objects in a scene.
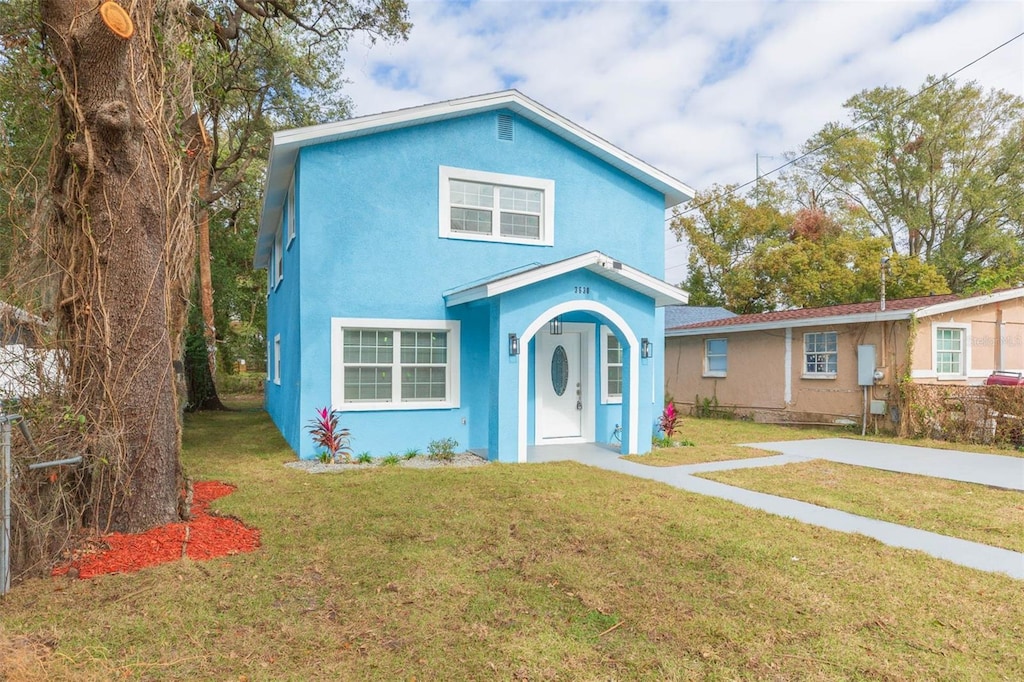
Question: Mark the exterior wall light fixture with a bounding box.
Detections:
[508,332,520,356]
[640,337,652,359]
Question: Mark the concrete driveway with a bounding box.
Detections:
[529,439,1024,580]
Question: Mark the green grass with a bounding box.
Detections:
[1,400,1022,680]
[627,417,1024,467]
[625,419,848,466]
[697,459,1024,553]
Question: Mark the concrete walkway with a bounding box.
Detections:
[528,440,1024,580]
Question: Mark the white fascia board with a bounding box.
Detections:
[915,288,1024,319]
[665,309,915,337]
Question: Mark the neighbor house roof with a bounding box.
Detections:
[664,306,735,329]
[665,288,1024,337]
[443,251,690,308]
[255,90,696,268]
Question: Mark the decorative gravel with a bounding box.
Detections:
[284,452,489,473]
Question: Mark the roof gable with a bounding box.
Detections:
[255,91,695,268]
[666,288,1024,336]
[443,251,689,308]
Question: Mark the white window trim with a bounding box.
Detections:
[932,322,970,380]
[273,334,281,385]
[438,166,555,246]
[331,318,461,411]
[802,331,838,380]
[703,337,728,378]
[286,174,296,248]
[599,325,622,404]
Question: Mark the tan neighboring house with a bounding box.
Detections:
[664,288,1024,429]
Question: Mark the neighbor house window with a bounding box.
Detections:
[803,331,837,377]
[704,338,727,377]
[934,325,967,377]
[273,334,281,385]
[286,175,296,247]
[332,319,461,411]
[601,328,623,403]
[439,166,554,245]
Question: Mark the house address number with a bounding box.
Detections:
[574,286,590,294]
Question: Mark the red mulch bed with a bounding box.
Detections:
[52,481,260,579]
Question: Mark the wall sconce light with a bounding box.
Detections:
[549,316,562,335]
[640,337,652,359]
[508,332,520,356]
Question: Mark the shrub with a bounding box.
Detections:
[659,399,679,437]
[305,407,352,463]
[403,447,421,460]
[356,451,373,464]
[427,437,459,462]
[381,454,401,466]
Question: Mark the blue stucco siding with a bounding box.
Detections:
[264,107,674,460]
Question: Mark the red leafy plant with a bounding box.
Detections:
[307,407,352,463]
[658,399,679,437]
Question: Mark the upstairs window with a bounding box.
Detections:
[286,175,296,247]
[803,331,837,378]
[440,166,554,245]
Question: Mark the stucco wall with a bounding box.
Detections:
[665,321,910,428]
[911,298,1024,383]
[266,109,669,459]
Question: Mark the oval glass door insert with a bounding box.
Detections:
[551,345,569,396]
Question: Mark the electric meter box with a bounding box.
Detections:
[857,345,877,386]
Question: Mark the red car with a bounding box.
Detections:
[984,371,1024,386]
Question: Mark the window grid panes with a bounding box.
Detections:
[935,328,963,374]
[804,332,838,375]
[606,334,623,397]
[449,179,544,240]
[342,329,449,404]
[705,338,727,375]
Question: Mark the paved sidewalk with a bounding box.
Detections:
[528,441,1024,580]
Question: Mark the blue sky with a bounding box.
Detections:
[340,0,1024,282]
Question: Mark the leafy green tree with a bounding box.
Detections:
[793,78,1024,293]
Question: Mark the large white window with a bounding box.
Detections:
[439,166,554,245]
[600,327,623,403]
[286,175,296,247]
[704,338,727,377]
[934,325,968,377]
[803,331,837,378]
[332,318,461,411]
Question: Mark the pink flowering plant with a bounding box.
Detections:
[306,407,352,463]
[658,399,679,438]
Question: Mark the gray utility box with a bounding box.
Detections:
[857,345,877,386]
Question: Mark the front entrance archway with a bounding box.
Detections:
[516,300,640,462]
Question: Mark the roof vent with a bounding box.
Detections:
[497,113,514,141]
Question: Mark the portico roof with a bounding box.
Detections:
[443,251,690,308]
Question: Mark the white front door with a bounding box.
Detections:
[536,328,586,441]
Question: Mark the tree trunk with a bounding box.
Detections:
[193,134,227,411]
[41,0,198,532]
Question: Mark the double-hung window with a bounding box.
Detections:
[273,334,281,385]
[934,325,967,377]
[803,331,837,378]
[704,338,727,377]
[286,175,296,247]
[601,329,623,403]
[273,224,283,287]
[333,319,461,410]
[440,166,554,245]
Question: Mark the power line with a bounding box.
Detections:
[663,28,1024,256]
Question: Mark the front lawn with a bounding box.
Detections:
[698,459,1024,553]
[0,402,1021,680]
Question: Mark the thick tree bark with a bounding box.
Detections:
[41,0,198,532]
[194,135,227,411]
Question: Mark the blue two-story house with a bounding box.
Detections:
[254,91,692,462]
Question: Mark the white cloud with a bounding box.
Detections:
[339,0,1024,278]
